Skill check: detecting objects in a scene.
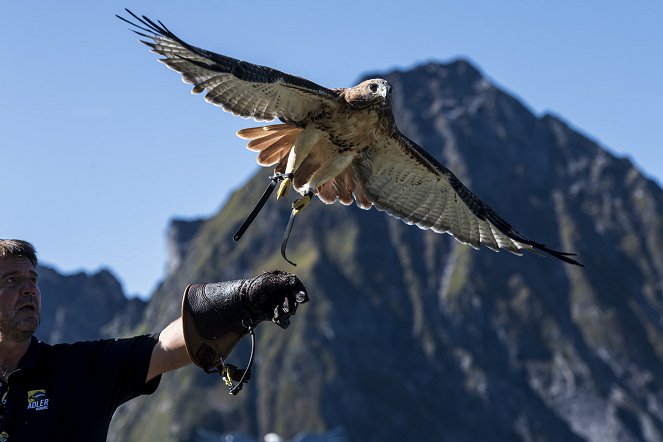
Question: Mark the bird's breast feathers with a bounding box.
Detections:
[311,105,390,153]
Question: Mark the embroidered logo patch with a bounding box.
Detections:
[26,389,49,411]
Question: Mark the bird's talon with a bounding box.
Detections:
[276,178,291,200]
[292,195,311,215]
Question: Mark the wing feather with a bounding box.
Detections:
[407,185,437,225]
[119,10,341,123]
[477,219,500,251]
[352,130,583,265]
[409,183,437,226]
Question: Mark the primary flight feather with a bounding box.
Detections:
[118,10,582,266]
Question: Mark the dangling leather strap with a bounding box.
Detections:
[206,319,255,395]
[233,173,292,241]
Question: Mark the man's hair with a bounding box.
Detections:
[0,239,38,267]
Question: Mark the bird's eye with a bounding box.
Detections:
[369,83,378,93]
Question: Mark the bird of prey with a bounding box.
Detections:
[118,10,582,267]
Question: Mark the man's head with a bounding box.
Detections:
[0,240,41,342]
[0,240,38,267]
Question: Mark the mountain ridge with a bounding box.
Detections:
[35,265,146,343]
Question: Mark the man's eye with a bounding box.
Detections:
[5,277,15,284]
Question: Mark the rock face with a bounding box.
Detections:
[109,59,663,442]
[166,218,205,274]
[35,265,145,343]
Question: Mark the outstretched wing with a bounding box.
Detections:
[351,130,583,266]
[117,10,341,123]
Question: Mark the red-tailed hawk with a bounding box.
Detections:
[118,10,582,267]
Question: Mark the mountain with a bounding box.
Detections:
[108,59,663,442]
[166,217,206,275]
[36,265,146,343]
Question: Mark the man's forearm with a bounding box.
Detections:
[146,317,191,382]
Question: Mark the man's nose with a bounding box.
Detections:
[21,280,38,297]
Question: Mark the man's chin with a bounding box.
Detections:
[0,316,40,342]
[2,328,35,343]
[15,317,40,338]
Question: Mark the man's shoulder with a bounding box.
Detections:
[43,335,158,360]
[47,334,157,347]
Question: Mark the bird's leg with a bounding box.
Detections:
[276,176,291,200]
[277,127,321,200]
[277,140,300,200]
[292,189,314,215]
[294,154,355,215]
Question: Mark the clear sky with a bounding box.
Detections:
[2,1,661,299]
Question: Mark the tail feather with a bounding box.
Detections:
[247,131,289,152]
[274,156,288,175]
[317,181,337,204]
[352,175,372,210]
[257,132,298,166]
[293,156,320,190]
[316,168,367,207]
[237,123,303,168]
[332,169,354,205]
[236,123,297,140]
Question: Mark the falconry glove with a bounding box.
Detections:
[181,270,309,374]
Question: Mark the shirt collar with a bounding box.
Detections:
[16,336,41,370]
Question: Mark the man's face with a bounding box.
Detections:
[0,257,41,342]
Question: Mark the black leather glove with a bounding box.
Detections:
[181,270,309,371]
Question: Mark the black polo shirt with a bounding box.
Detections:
[0,334,161,441]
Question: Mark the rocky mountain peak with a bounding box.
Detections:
[166,217,206,274]
[36,265,145,343]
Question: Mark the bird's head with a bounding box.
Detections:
[346,79,392,109]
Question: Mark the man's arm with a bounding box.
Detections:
[146,317,191,383]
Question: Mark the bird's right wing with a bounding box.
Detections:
[118,10,341,123]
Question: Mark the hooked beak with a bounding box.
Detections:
[379,83,389,98]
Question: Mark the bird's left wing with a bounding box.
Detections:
[118,10,341,122]
[351,130,582,265]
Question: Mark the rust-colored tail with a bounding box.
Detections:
[236,124,303,167]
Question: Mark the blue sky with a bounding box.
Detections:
[2,1,661,298]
